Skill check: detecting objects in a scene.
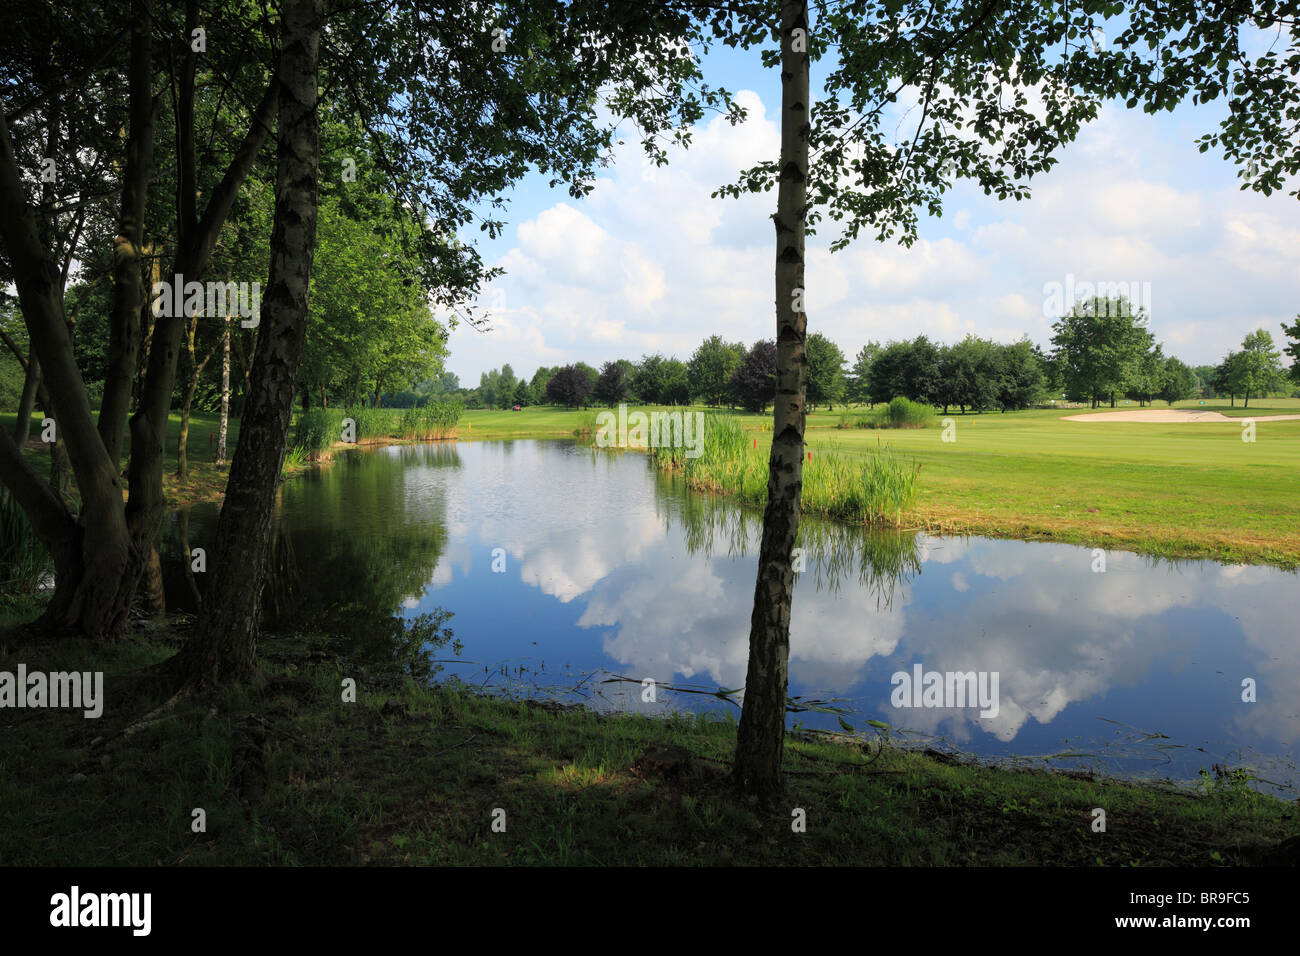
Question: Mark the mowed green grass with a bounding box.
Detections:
[460,400,1300,567]
[457,405,592,440]
[821,400,1300,567]
[11,398,1297,566]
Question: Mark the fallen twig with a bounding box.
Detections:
[430,734,477,759]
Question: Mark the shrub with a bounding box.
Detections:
[883,396,935,428]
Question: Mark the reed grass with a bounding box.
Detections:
[343,406,388,442]
[398,402,463,441]
[292,408,342,458]
[646,413,920,527]
[578,409,602,439]
[0,485,51,596]
[801,443,921,526]
[290,401,463,460]
[280,444,310,476]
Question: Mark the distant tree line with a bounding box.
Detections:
[414,301,1299,413]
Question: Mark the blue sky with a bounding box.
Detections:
[441,32,1299,386]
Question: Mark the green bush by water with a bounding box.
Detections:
[838,397,936,430]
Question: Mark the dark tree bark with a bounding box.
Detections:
[14,349,40,447]
[177,508,202,609]
[178,0,322,684]
[732,0,810,803]
[0,424,82,622]
[0,113,136,638]
[97,0,154,470]
[135,241,158,409]
[123,76,279,603]
[42,386,72,502]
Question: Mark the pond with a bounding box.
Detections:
[164,439,1298,794]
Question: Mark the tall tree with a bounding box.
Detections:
[845,341,879,405]
[546,364,593,408]
[688,334,745,406]
[593,360,631,406]
[1236,328,1283,407]
[1281,316,1300,384]
[1213,351,1243,406]
[1124,342,1166,406]
[632,354,675,404]
[529,366,555,402]
[805,331,846,410]
[730,0,811,802]
[1051,298,1152,408]
[996,338,1045,411]
[729,339,778,413]
[1159,356,1198,406]
[177,0,324,685]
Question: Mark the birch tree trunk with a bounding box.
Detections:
[217,317,230,464]
[732,0,810,802]
[178,0,322,684]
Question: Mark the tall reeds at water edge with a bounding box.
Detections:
[0,485,50,596]
[398,402,463,441]
[800,443,920,526]
[575,410,599,439]
[292,408,341,457]
[289,400,464,462]
[642,413,920,527]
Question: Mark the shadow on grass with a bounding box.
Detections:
[1,627,1296,867]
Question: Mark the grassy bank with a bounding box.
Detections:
[14,410,242,507]
[466,399,1299,568]
[1,630,1295,866]
[9,396,1299,566]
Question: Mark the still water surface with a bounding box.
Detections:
[166,439,1298,793]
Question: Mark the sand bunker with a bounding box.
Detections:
[1062,408,1300,423]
